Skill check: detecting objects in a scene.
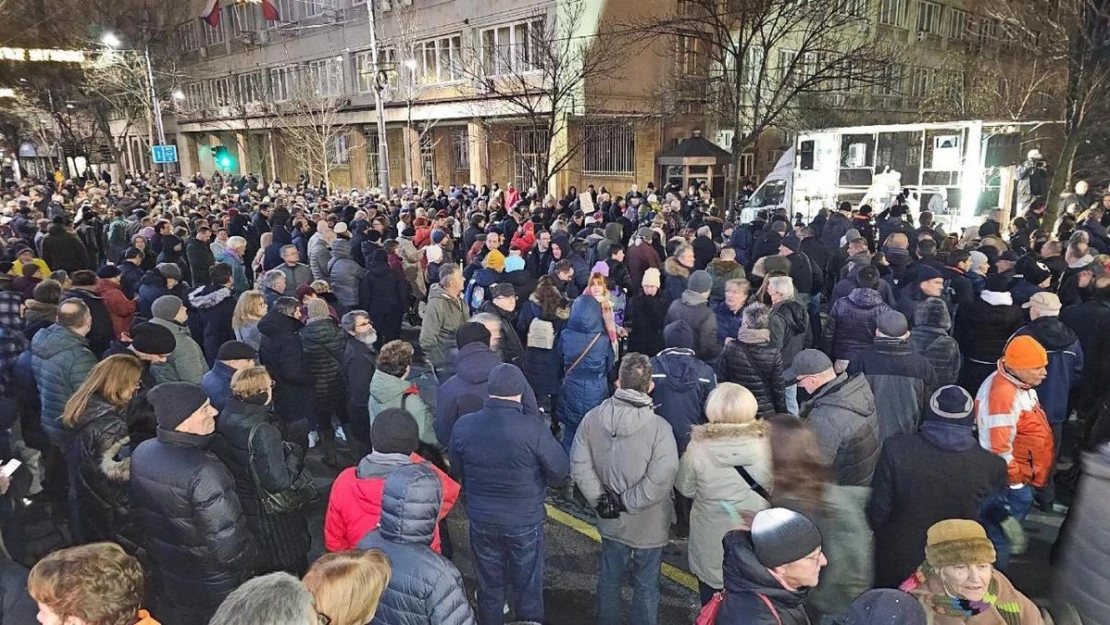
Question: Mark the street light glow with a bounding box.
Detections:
[102,33,122,48]
[172,89,185,100]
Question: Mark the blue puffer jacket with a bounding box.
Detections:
[358,464,476,625]
[31,324,97,448]
[1013,318,1083,424]
[557,296,615,430]
[433,342,539,445]
[650,348,717,454]
[449,398,570,528]
[824,287,891,362]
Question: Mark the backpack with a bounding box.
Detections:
[527,317,556,350]
[465,278,486,314]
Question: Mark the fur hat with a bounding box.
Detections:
[924,520,996,569]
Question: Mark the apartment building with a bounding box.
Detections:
[109,0,1017,194]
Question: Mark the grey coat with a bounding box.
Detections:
[327,239,364,309]
[278,263,313,296]
[419,284,470,368]
[570,388,679,549]
[801,373,880,487]
[675,421,772,589]
[1055,445,1110,625]
[665,291,722,363]
[308,232,331,281]
[149,318,207,384]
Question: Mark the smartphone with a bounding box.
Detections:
[0,459,21,478]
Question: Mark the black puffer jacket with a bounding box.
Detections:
[910,297,961,386]
[41,224,89,273]
[72,394,143,556]
[716,329,786,417]
[479,301,524,367]
[824,287,890,362]
[300,316,347,414]
[360,256,409,345]
[212,397,310,575]
[717,530,812,625]
[770,299,811,368]
[130,428,258,624]
[258,310,316,425]
[954,290,1023,391]
[186,285,236,366]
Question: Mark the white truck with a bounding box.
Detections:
[741,120,1062,231]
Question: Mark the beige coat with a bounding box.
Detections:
[675,421,772,589]
[907,570,1044,625]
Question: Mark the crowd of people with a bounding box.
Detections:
[0,170,1106,625]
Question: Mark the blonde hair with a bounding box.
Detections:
[705,382,758,424]
[233,290,267,329]
[29,542,145,625]
[62,355,143,428]
[231,366,271,399]
[311,279,332,294]
[303,550,391,625]
[227,235,248,251]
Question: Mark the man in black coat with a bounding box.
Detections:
[340,309,377,457]
[867,385,1007,588]
[185,227,216,286]
[664,270,720,363]
[257,297,316,449]
[130,382,258,625]
[64,271,114,358]
[186,263,237,366]
[40,219,89,274]
[118,247,145,299]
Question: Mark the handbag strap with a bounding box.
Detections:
[758,593,782,625]
[734,465,771,502]
[565,332,602,376]
[245,422,267,492]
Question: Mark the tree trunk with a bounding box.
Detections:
[1045,132,1081,227]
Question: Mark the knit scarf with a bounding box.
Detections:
[899,568,1023,625]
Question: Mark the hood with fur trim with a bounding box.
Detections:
[187,285,234,311]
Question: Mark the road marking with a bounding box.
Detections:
[544,504,699,592]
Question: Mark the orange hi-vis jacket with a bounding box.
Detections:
[974,362,1055,488]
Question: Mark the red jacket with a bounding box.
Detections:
[324,453,459,552]
[97,279,136,338]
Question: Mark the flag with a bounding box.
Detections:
[200,0,221,27]
[261,0,280,21]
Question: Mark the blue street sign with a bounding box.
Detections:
[151,144,178,164]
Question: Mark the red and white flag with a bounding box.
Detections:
[200,0,221,27]
[260,0,280,21]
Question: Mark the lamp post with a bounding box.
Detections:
[366,4,391,191]
[102,32,166,167]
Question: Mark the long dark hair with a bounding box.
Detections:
[768,415,830,508]
[533,275,566,319]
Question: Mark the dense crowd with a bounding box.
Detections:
[0,170,1106,625]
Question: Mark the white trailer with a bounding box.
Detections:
[742,120,1062,231]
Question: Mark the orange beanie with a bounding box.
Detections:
[1004,335,1048,370]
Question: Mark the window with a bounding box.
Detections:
[204,20,226,47]
[307,57,345,97]
[738,152,755,177]
[976,18,1000,44]
[908,66,930,97]
[917,1,942,35]
[879,0,907,27]
[873,63,904,97]
[210,77,233,107]
[777,49,796,82]
[676,33,704,76]
[230,3,259,34]
[268,0,296,26]
[798,52,818,82]
[512,126,550,190]
[238,72,263,104]
[178,22,199,52]
[328,133,350,165]
[365,130,382,187]
[270,66,296,102]
[415,35,462,85]
[305,0,336,17]
[482,19,544,76]
[452,128,469,172]
[740,47,764,89]
[947,9,968,39]
[583,123,635,176]
[355,48,396,93]
[837,0,866,17]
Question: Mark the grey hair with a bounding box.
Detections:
[341,309,369,332]
[766,276,795,299]
[261,269,286,290]
[438,262,461,287]
[227,235,247,251]
[209,572,315,625]
[472,312,501,331]
[742,302,770,330]
[274,296,300,318]
[697,225,711,238]
[280,244,299,256]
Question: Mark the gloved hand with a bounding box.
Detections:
[595,486,626,519]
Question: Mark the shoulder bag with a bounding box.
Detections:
[247,422,319,515]
[564,332,602,377]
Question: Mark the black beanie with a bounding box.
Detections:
[148,382,210,431]
[217,340,258,361]
[456,322,491,348]
[372,408,419,455]
[750,508,823,569]
[130,322,177,355]
[663,320,695,350]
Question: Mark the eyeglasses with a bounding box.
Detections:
[316,612,331,625]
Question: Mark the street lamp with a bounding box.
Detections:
[100,31,167,159]
[171,89,185,101]
[101,32,122,49]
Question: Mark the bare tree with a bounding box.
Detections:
[386,5,444,186]
[629,0,899,200]
[272,68,350,189]
[983,0,1110,220]
[459,2,629,195]
[917,51,1063,123]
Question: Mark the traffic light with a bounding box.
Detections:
[213,145,234,170]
